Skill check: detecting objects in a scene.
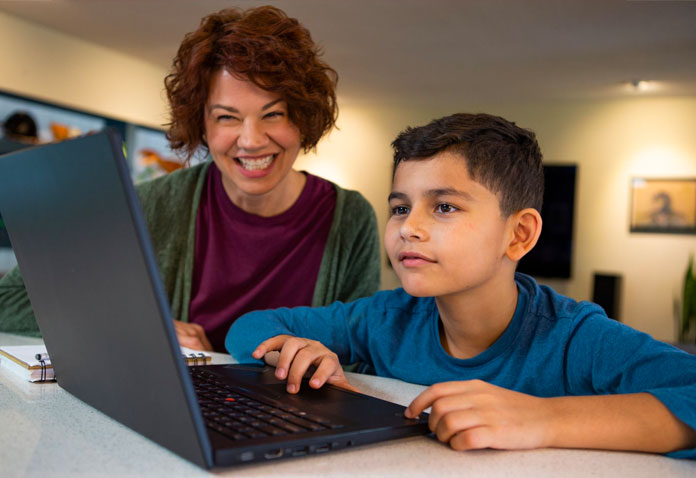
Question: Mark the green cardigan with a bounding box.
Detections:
[0,162,381,336]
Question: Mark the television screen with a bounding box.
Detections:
[517,164,576,279]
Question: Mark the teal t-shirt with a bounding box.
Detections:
[227,273,696,459]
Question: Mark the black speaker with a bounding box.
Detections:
[592,273,622,321]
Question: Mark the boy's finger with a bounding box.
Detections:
[277,338,311,383]
[285,347,317,393]
[448,426,495,451]
[326,375,360,393]
[262,350,280,367]
[253,335,292,359]
[308,357,339,389]
[432,408,483,443]
[425,394,475,429]
[405,382,462,418]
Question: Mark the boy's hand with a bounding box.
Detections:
[252,335,358,394]
[405,380,551,451]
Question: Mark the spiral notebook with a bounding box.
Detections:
[0,345,55,382]
[0,344,211,382]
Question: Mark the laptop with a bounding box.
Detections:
[0,130,429,469]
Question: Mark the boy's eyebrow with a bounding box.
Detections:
[388,189,475,202]
[426,188,475,201]
[388,191,408,202]
[208,98,284,114]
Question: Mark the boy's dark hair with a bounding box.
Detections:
[391,113,544,216]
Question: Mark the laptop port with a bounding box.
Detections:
[292,446,309,456]
[314,444,330,453]
[264,448,284,459]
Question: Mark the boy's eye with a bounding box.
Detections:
[435,203,457,214]
[391,205,410,216]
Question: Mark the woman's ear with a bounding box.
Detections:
[505,208,543,262]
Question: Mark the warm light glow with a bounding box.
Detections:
[294,104,392,194]
[628,146,692,173]
[633,80,648,91]
[624,79,660,94]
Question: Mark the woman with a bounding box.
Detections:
[0,6,381,352]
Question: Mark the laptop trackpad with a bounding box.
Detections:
[209,364,368,403]
[261,383,368,403]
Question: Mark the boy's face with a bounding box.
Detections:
[385,151,514,298]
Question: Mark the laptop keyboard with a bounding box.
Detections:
[191,367,344,442]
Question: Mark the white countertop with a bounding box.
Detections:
[1,332,695,478]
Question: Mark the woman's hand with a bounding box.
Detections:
[174,320,213,351]
[405,380,552,451]
[252,335,357,394]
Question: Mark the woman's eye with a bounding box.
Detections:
[216,114,236,122]
[391,205,409,216]
[436,203,457,214]
[264,111,285,119]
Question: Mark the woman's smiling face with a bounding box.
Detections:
[204,69,302,212]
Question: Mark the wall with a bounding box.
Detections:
[0,11,168,128]
[2,11,695,342]
[478,98,696,342]
[299,97,696,342]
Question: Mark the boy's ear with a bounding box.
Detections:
[505,208,542,262]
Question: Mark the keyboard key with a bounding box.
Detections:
[269,419,306,433]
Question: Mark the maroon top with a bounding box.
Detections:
[189,164,337,351]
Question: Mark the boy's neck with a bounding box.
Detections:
[435,274,519,360]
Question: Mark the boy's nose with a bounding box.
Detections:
[400,211,429,241]
[237,119,269,150]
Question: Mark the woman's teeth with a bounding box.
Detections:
[237,154,274,171]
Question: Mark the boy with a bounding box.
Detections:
[226,113,696,457]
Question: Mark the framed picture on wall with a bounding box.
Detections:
[629,178,696,234]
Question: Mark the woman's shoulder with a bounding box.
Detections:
[332,185,377,234]
[309,176,376,222]
[333,183,373,210]
[305,174,371,209]
[136,162,210,205]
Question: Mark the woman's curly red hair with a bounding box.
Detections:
[165,6,338,161]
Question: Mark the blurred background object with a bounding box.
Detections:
[0,110,38,154]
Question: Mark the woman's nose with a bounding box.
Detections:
[237,119,269,150]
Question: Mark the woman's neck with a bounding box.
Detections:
[221,169,307,217]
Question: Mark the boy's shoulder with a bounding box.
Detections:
[515,273,607,326]
[513,273,634,356]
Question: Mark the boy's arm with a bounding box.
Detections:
[566,310,696,457]
[225,296,375,366]
[406,380,696,453]
[407,310,696,455]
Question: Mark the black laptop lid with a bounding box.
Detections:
[0,131,212,468]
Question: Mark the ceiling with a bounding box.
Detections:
[1,0,696,107]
